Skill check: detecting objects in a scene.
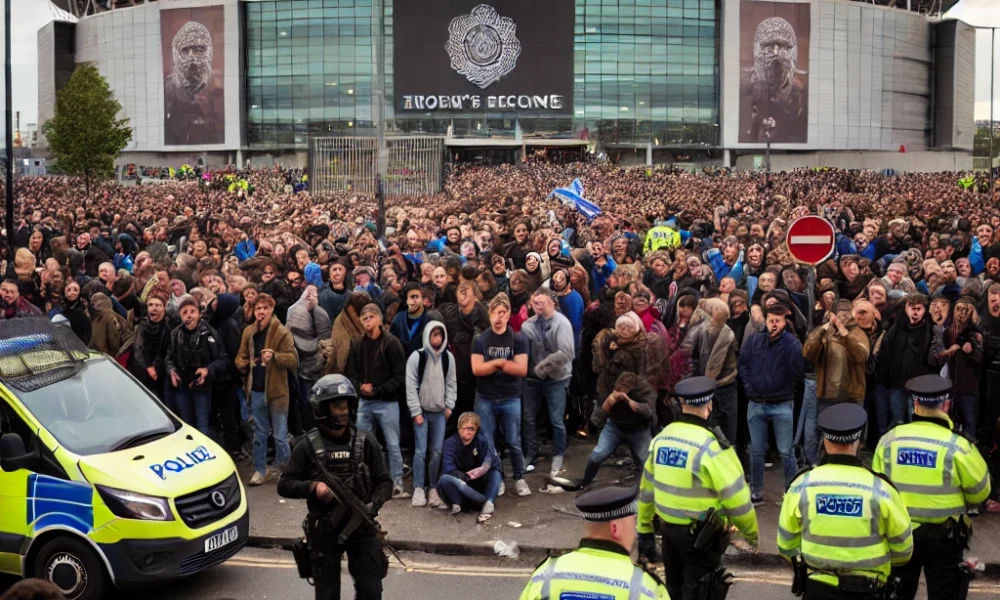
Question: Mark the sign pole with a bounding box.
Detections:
[805,266,816,334]
[4,0,12,261]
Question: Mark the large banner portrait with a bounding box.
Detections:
[161,6,225,146]
[393,0,574,113]
[738,2,810,144]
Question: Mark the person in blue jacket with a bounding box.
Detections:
[738,303,804,504]
[436,411,503,523]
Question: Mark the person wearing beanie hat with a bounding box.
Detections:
[521,485,669,600]
[345,299,409,498]
[930,293,982,437]
[318,260,351,322]
[638,375,757,598]
[353,265,382,301]
[872,374,990,600]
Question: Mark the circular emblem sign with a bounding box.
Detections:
[445,4,522,89]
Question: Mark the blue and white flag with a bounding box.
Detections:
[550,178,602,220]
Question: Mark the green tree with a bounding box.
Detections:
[42,64,132,197]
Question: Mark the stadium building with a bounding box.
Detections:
[38,0,976,190]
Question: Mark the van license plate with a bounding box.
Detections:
[205,525,239,553]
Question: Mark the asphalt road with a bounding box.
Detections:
[4,548,1000,599]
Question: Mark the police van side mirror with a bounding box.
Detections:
[0,433,38,472]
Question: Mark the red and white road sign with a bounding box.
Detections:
[786,216,836,265]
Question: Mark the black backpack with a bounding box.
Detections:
[416,348,450,387]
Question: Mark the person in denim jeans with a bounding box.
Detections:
[471,293,531,497]
[345,303,409,498]
[437,412,503,522]
[577,373,655,487]
[164,294,228,437]
[234,294,298,486]
[739,305,804,504]
[520,288,575,478]
[405,322,456,508]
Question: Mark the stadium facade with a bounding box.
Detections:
[38,0,976,175]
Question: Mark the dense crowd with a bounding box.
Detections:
[2,161,1000,521]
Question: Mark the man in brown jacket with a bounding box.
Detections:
[802,298,870,412]
[236,293,299,485]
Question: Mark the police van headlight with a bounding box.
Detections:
[97,485,175,521]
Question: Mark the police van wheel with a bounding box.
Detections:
[34,537,109,600]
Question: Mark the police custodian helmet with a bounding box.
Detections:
[309,374,357,425]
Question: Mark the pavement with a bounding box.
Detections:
[243,436,1000,572]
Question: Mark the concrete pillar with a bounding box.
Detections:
[723,149,732,168]
[236,149,244,169]
[646,143,653,166]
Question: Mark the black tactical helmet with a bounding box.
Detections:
[309,374,357,425]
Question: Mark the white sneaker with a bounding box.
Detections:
[247,471,266,486]
[498,481,506,497]
[392,479,411,499]
[481,500,495,514]
[427,489,444,508]
[450,504,462,515]
[515,478,532,497]
[550,455,564,478]
[411,487,427,507]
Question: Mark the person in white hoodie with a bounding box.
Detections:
[405,321,457,508]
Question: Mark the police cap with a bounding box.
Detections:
[674,376,716,406]
[904,374,951,406]
[817,403,867,444]
[574,485,638,523]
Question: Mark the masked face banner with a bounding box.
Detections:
[161,6,225,146]
[393,0,574,113]
[738,2,810,144]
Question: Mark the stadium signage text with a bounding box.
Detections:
[401,94,565,111]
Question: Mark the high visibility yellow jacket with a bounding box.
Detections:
[777,454,913,586]
[643,226,681,254]
[519,539,669,600]
[637,414,758,545]
[872,415,990,525]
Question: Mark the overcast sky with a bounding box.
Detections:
[6,1,1000,127]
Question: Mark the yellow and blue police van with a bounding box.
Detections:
[0,319,248,600]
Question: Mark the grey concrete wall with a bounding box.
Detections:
[73,0,241,152]
[722,0,956,153]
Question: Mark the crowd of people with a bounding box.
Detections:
[2,161,1000,523]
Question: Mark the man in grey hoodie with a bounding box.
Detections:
[405,321,457,508]
[520,287,575,478]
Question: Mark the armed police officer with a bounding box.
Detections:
[638,376,758,600]
[872,375,990,600]
[519,486,669,600]
[278,374,393,600]
[778,403,913,600]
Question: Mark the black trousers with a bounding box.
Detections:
[892,523,963,600]
[803,580,880,600]
[660,523,725,600]
[310,531,385,600]
[212,385,242,453]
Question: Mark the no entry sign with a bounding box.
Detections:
[786,216,836,265]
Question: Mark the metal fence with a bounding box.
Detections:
[972,157,1000,171]
[309,136,445,197]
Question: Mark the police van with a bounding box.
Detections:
[0,320,248,600]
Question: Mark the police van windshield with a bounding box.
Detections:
[15,358,177,456]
